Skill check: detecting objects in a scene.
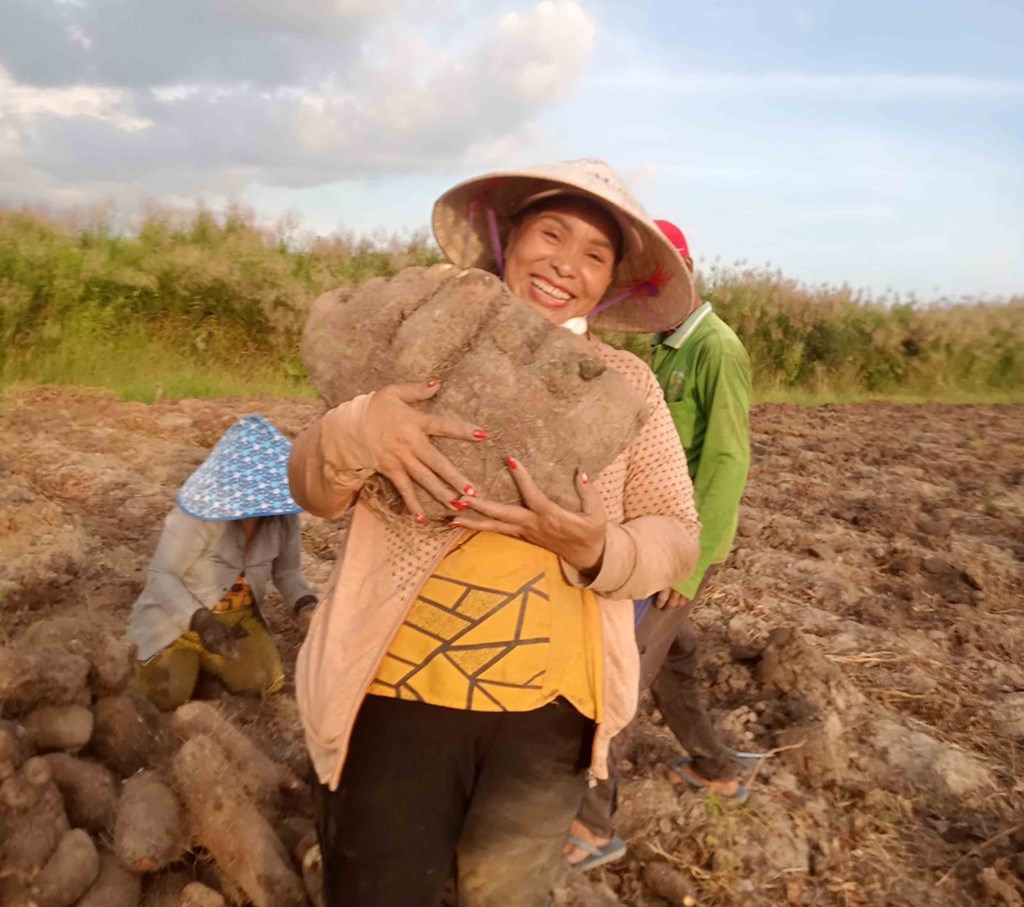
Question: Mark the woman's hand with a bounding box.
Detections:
[452,458,608,574]
[190,609,248,659]
[363,381,488,522]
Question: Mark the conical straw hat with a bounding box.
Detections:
[176,415,302,521]
[432,159,695,333]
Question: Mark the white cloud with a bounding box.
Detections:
[0,0,402,87]
[0,69,147,128]
[595,69,1024,100]
[0,0,596,203]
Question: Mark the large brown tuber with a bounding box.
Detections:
[41,753,117,831]
[29,828,100,907]
[181,881,228,907]
[113,771,184,872]
[78,850,142,907]
[18,617,136,695]
[171,701,299,802]
[302,266,648,522]
[0,756,70,880]
[0,648,90,708]
[172,736,305,907]
[24,704,94,753]
[140,870,193,907]
[0,719,31,781]
[90,690,169,778]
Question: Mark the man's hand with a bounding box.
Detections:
[654,587,688,611]
[190,609,248,659]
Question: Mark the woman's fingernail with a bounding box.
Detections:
[450,499,471,511]
[426,379,440,389]
[580,472,589,485]
[473,429,489,440]
[451,519,463,528]
[463,484,477,497]
[506,456,518,471]
[415,512,426,525]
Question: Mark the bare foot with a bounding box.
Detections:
[668,761,744,799]
[563,819,610,865]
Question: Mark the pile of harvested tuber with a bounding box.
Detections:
[302,265,649,522]
[0,618,322,907]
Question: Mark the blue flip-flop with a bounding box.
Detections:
[669,756,750,805]
[567,835,627,871]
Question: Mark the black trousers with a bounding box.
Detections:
[576,578,736,839]
[314,695,594,907]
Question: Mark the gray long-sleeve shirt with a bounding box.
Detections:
[129,506,315,661]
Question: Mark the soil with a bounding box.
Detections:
[2,387,1022,907]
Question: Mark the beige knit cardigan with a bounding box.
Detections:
[289,339,700,789]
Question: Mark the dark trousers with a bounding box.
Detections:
[576,581,735,839]
[315,695,594,907]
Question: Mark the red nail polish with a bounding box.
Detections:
[506,456,518,470]
[463,484,477,497]
[450,499,470,511]
[415,512,426,525]
[426,380,440,389]
[580,472,589,485]
[473,429,489,440]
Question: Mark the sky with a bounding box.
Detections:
[0,0,1021,299]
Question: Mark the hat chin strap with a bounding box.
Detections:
[476,200,586,336]
[487,206,505,279]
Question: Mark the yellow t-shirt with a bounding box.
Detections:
[367,533,603,720]
[211,574,256,613]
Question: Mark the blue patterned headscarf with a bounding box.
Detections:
[176,415,302,521]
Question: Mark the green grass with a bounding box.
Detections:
[1,204,1021,403]
[754,387,1024,406]
[1,318,314,402]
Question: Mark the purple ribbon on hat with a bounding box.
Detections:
[464,201,506,279]
[486,207,505,279]
[593,265,672,315]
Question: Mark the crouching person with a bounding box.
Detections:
[129,415,318,711]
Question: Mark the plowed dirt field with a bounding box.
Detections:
[2,388,1022,906]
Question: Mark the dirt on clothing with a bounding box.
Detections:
[1,387,1022,906]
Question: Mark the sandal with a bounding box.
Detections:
[566,835,627,871]
[668,756,750,804]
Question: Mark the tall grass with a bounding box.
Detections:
[1,205,1021,402]
[0,204,439,400]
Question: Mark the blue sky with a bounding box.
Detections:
[2,0,1021,298]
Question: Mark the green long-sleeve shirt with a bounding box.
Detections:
[652,301,752,598]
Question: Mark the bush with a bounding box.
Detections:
[1,206,1020,402]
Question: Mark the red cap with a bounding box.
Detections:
[655,219,690,259]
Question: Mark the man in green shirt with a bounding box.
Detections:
[567,220,753,870]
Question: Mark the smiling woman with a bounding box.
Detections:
[289,159,702,907]
[504,197,622,325]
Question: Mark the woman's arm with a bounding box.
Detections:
[454,363,700,599]
[288,394,378,520]
[289,382,486,521]
[562,369,701,600]
[144,509,217,630]
[271,514,317,608]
